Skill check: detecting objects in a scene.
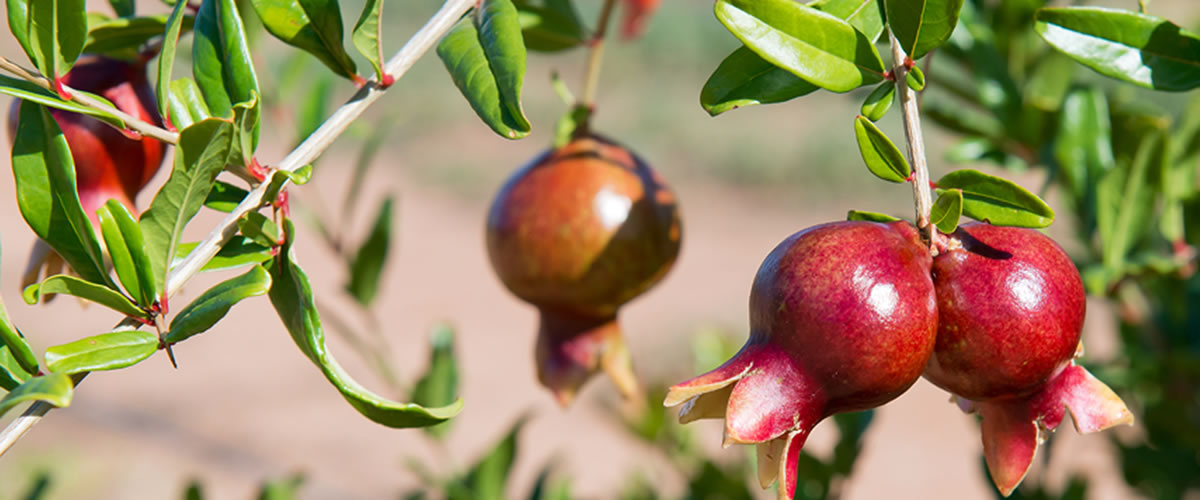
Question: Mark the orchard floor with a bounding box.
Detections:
[0,153,1140,500]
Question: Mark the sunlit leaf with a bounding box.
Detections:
[0,296,38,377]
[26,0,88,85]
[846,209,900,222]
[412,324,459,439]
[193,0,260,150]
[886,0,964,59]
[936,169,1054,227]
[157,0,190,129]
[437,1,532,139]
[166,266,271,344]
[854,115,911,183]
[930,188,963,233]
[700,46,818,116]
[24,274,145,318]
[0,373,72,419]
[44,329,157,374]
[252,0,357,80]
[352,0,385,79]
[515,0,586,52]
[174,237,273,272]
[809,0,884,42]
[859,81,893,121]
[345,197,393,306]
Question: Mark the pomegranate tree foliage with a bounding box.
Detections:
[0,0,1195,498]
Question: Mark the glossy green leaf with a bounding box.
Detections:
[854,115,911,183]
[139,118,236,293]
[239,212,282,248]
[267,220,463,428]
[11,101,111,286]
[0,373,72,419]
[438,2,532,139]
[108,0,133,17]
[166,266,271,344]
[204,181,250,213]
[936,169,1055,227]
[175,237,273,272]
[1035,7,1200,91]
[193,0,261,149]
[0,296,38,377]
[26,0,88,84]
[0,74,124,129]
[6,0,32,62]
[352,0,385,79]
[930,188,963,233]
[97,202,144,306]
[886,0,964,60]
[85,14,191,60]
[860,81,894,121]
[44,329,157,374]
[515,0,586,52]
[1097,130,1163,272]
[252,0,357,80]
[0,345,34,391]
[412,324,459,439]
[906,64,925,91]
[24,275,145,318]
[715,0,885,93]
[104,200,158,307]
[157,0,190,129]
[700,46,818,116]
[167,77,214,130]
[809,0,884,42]
[846,209,900,222]
[230,94,260,167]
[345,197,392,307]
[1053,88,1113,211]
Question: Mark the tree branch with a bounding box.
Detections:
[0,0,476,458]
[888,31,935,251]
[580,0,618,108]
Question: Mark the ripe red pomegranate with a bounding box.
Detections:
[664,221,937,500]
[9,55,167,287]
[924,222,1133,496]
[487,135,681,406]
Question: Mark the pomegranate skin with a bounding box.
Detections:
[665,220,937,500]
[7,56,166,215]
[924,222,1085,400]
[487,135,681,405]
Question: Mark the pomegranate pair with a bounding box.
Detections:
[666,220,1132,498]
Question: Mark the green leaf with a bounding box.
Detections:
[6,0,32,62]
[174,237,273,272]
[1053,88,1113,218]
[700,46,818,116]
[238,212,282,248]
[97,202,145,306]
[846,209,900,222]
[437,2,531,139]
[85,14,191,60]
[166,77,214,130]
[252,0,357,80]
[166,266,271,344]
[352,0,385,79]
[193,0,261,148]
[859,81,894,121]
[256,473,305,500]
[1035,7,1200,91]
[11,101,110,286]
[412,324,459,439]
[886,0,964,60]
[26,0,88,84]
[936,169,1055,228]
[157,0,190,129]
[1025,52,1075,112]
[106,200,158,307]
[715,0,885,93]
[204,181,250,213]
[809,0,884,42]
[1097,130,1163,272]
[854,115,911,183]
[0,345,34,391]
[345,197,392,307]
[0,74,125,129]
[108,0,133,17]
[139,118,236,293]
[44,329,157,374]
[267,220,463,428]
[0,373,72,419]
[24,274,146,318]
[458,417,527,500]
[515,0,587,52]
[906,64,925,91]
[0,296,39,377]
[930,188,963,233]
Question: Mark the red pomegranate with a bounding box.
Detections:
[664,220,938,500]
[9,55,167,287]
[487,135,681,406]
[924,222,1133,496]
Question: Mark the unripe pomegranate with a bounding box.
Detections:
[664,221,937,500]
[8,55,166,216]
[487,135,681,406]
[924,222,1133,496]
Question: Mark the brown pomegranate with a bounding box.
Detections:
[664,220,938,500]
[487,135,681,406]
[925,222,1133,496]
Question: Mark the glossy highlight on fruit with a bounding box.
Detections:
[487,135,681,406]
[664,221,938,500]
[924,223,1133,496]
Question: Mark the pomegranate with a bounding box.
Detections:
[9,55,167,287]
[664,221,937,500]
[486,135,681,406]
[924,222,1133,496]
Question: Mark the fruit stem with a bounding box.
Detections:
[0,56,179,145]
[580,0,619,111]
[887,31,935,252]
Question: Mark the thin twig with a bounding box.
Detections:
[0,0,476,458]
[580,0,618,108]
[888,31,935,250]
[0,56,179,144]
